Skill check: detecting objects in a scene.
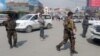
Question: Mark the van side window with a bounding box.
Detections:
[31,15,38,20]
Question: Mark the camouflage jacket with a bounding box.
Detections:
[64,18,75,30]
[3,20,16,31]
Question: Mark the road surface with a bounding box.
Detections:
[0,20,100,56]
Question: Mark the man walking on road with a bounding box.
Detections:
[38,13,45,39]
[2,12,17,48]
[56,11,77,54]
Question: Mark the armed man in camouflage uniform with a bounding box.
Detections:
[56,11,77,53]
[2,13,17,48]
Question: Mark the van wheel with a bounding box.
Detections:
[47,24,52,29]
[26,26,32,33]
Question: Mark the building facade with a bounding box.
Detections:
[6,0,44,13]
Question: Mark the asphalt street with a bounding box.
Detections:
[0,20,100,56]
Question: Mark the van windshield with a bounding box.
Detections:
[19,15,32,20]
[42,15,51,19]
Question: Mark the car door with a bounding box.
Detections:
[31,15,40,29]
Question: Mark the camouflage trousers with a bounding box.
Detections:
[7,30,17,47]
[82,25,89,37]
[58,29,75,51]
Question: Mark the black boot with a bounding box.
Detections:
[81,34,86,38]
[13,39,18,48]
[56,45,60,51]
[71,50,78,54]
[13,44,18,48]
[9,40,13,49]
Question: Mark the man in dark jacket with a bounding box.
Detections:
[81,15,89,37]
[2,14,17,48]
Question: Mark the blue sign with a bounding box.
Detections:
[0,0,6,10]
[28,0,39,6]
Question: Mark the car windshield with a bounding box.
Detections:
[42,15,51,19]
[19,15,32,20]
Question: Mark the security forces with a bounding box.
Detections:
[81,15,89,37]
[2,13,17,48]
[56,11,77,53]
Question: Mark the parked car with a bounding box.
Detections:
[0,14,7,25]
[16,14,52,32]
[90,23,100,40]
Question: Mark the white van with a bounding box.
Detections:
[16,14,52,32]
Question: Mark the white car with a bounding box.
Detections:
[16,14,52,32]
[89,17,100,25]
[90,23,100,40]
[89,20,100,25]
[0,14,7,25]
